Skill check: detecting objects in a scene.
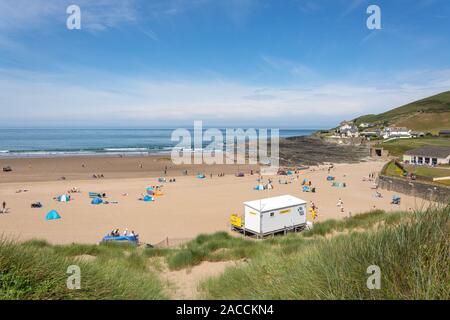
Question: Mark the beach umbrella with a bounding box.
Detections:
[46,210,61,220]
[146,187,154,195]
[197,174,205,179]
[91,197,103,205]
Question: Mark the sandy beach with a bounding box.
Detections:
[0,156,427,245]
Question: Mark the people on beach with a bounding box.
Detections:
[337,198,344,212]
[1,201,6,213]
[130,230,137,237]
[109,228,138,238]
[309,202,318,220]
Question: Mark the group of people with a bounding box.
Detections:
[337,198,345,213]
[92,174,105,179]
[110,228,138,238]
[302,179,316,193]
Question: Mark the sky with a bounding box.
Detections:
[0,0,449,128]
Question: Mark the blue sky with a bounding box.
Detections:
[0,0,449,128]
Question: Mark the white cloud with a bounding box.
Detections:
[0,68,448,127]
[0,0,138,33]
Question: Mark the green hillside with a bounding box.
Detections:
[354,91,450,133]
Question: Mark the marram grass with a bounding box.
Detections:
[0,207,448,300]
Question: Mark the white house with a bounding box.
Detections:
[358,122,373,128]
[403,146,450,166]
[338,121,359,138]
[382,127,411,139]
[243,195,307,236]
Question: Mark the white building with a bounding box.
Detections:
[243,195,307,237]
[382,127,411,139]
[403,146,450,166]
[358,122,373,128]
[338,121,359,138]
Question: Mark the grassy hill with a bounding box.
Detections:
[354,91,450,134]
[379,136,450,157]
[1,206,449,300]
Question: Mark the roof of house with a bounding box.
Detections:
[385,127,409,131]
[404,146,450,158]
[244,195,306,212]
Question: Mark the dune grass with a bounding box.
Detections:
[1,207,448,300]
[165,232,262,270]
[199,206,450,300]
[0,239,166,299]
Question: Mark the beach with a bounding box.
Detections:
[0,156,425,245]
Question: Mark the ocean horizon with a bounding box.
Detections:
[0,128,319,158]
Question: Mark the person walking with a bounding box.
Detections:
[2,201,6,213]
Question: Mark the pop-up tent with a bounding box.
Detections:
[146,187,154,195]
[102,235,139,245]
[326,176,335,181]
[391,195,401,205]
[57,194,70,202]
[143,195,154,202]
[254,184,264,191]
[46,210,61,220]
[91,197,103,205]
[332,182,346,188]
[197,174,206,179]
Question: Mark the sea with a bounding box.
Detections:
[0,128,317,158]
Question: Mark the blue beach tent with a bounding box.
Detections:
[102,235,139,245]
[91,197,103,205]
[143,195,154,202]
[46,210,61,220]
[57,194,70,202]
[254,184,264,191]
